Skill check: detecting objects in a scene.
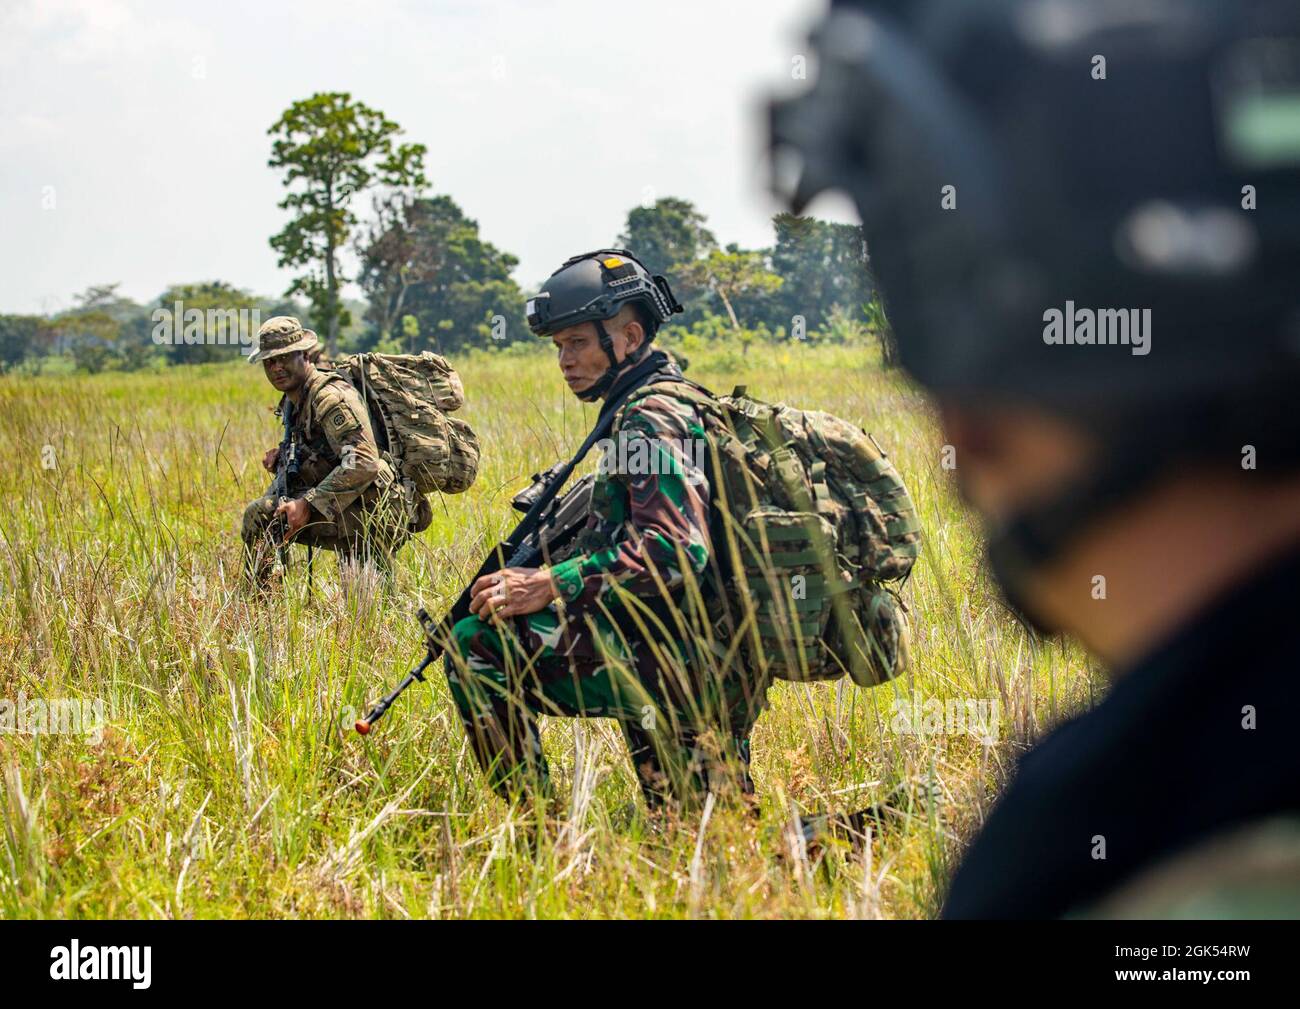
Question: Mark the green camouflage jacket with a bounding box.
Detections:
[548,386,713,616]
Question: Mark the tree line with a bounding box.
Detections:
[1,92,892,374]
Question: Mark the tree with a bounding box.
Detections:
[357,193,461,346]
[675,246,783,347]
[617,197,718,325]
[268,92,427,355]
[356,194,525,353]
[768,213,874,336]
[53,284,147,373]
[401,313,420,353]
[62,310,120,373]
[0,315,44,369]
[154,281,261,365]
[616,197,716,274]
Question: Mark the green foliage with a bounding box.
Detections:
[1,284,322,375]
[41,285,154,375]
[356,194,525,354]
[154,281,261,366]
[9,194,886,377]
[617,208,871,350]
[65,311,119,374]
[617,196,716,274]
[0,315,45,370]
[268,92,428,353]
[766,213,873,336]
[675,247,783,335]
[817,303,869,345]
[399,314,420,352]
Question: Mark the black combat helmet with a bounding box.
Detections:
[770,0,1300,580]
[527,249,683,401]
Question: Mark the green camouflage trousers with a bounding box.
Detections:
[448,601,769,809]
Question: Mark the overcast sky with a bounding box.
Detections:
[0,0,859,315]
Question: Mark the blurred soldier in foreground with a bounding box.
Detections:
[773,0,1300,916]
[242,316,429,584]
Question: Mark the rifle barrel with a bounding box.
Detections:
[355,650,435,734]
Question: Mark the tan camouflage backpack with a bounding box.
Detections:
[622,379,920,688]
[334,352,480,495]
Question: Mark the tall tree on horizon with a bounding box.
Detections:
[267,92,427,354]
[769,213,873,336]
[675,245,783,346]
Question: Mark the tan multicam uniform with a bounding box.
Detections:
[241,368,431,572]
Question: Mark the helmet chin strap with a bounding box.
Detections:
[574,318,626,402]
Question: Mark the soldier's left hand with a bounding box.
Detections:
[274,497,311,538]
[469,567,558,619]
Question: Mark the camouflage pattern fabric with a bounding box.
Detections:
[248,315,317,363]
[617,379,920,688]
[334,351,480,496]
[448,380,770,808]
[241,368,430,579]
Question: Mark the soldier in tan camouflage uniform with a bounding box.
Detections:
[241,316,431,583]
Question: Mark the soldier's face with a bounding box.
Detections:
[938,400,1096,526]
[551,315,644,397]
[262,350,309,393]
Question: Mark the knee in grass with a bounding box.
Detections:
[240,497,275,543]
[450,614,491,659]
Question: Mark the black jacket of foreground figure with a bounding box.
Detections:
[943,546,1300,919]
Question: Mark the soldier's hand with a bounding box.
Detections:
[470,567,559,620]
[274,497,311,538]
[262,447,280,473]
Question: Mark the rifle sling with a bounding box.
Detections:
[431,350,679,651]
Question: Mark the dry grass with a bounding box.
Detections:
[0,342,1102,918]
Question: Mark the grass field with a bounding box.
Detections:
[0,342,1102,919]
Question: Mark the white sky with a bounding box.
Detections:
[0,0,859,315]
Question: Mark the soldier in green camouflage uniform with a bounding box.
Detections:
[241,317,430,582]
[448,252,768,809]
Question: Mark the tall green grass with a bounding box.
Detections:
[0,343,1101,918]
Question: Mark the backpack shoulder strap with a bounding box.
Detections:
[612,378,727,442]
[302,369,355,432]
[621,376,719,414]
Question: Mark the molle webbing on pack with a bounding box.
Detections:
[619,379,920,687]
[335,351,480,496]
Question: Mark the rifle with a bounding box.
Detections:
[266,400,300,570]
[355,352,670,735]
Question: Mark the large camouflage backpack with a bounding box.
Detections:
[334,352,480,495]
[619,379,920,688]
